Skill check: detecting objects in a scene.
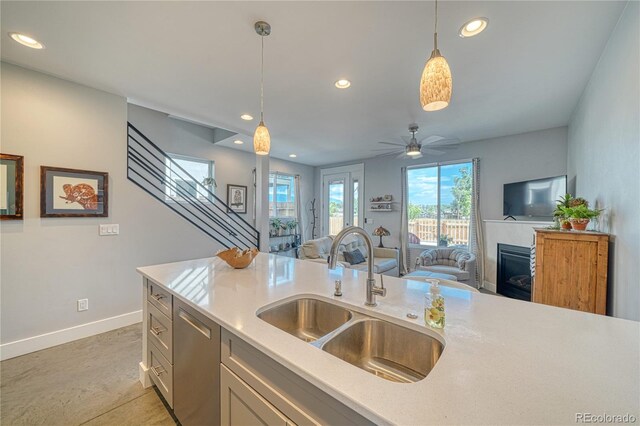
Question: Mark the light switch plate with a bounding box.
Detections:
[99,224,119,236]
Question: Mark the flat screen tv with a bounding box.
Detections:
[503,175,567,218]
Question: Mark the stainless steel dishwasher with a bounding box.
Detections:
[173,299,221,426]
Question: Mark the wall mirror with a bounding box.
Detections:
[0,154,24,220]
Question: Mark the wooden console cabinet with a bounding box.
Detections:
[533,229,609,315]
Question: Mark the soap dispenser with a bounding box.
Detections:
[424,279,445,329]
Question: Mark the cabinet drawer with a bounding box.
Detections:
[148,282,172,319]
[221,364,292,426]
[147,301,173,363]
[148,341,173,408]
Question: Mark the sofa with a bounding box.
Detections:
[299,235,399,276]
[414,247,477,286]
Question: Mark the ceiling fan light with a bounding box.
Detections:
[420,51,452,112]
[253,121,271,155]
[406,150,422,156]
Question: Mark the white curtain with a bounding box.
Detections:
[295,175,304,243]
[399,167,409,275]
[468,158,485,288]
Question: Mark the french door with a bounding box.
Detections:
[321,164,363,236]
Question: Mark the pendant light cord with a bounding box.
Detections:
[434,0,439,51]
[260,35,264,122]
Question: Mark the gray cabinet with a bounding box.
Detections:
[221,364,293,426]
[173,300,221,426]
[220,329,373,426]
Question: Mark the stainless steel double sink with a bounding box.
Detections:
[257,298,443,383]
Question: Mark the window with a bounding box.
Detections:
[269,172,296,218]
[407,161,473,247]
[165,153,215,202]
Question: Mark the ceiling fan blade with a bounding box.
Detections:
[371,148,399,152]
[430,138,461,147]
[422,148,446,155]
[420,135,445,144]
[375,151,402,158]
[396,152,408,159]
[400,135,413,144]
[378,141,406,147]
[412,153,424,159]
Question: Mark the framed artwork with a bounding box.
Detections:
[0,154,24,220]
[40,166,108,217]
[226,184,247,214]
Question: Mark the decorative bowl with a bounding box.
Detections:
[216,247,259,269]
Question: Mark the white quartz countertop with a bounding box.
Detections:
[137,253,639,425]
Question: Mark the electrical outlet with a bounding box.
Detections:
[77,299,89,312]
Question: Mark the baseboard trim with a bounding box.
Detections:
[483,281,497,293]
[0,310,142,361]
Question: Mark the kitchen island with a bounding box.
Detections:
[137,253,639,425]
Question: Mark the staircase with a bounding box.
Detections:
[127,122,260,249]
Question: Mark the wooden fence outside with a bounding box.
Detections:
[409,218,470,245]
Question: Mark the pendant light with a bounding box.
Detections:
[254,21,271,155]
[419,0,452,112]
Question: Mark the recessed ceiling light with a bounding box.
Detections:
[459,17,489,38]
[240,114,253,121]
[233,140,244,145]
[9,32,45,49]
[335,79,351,89]
[289,154,297,158]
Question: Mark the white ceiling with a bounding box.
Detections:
[1,1,626,166]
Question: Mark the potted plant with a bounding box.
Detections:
[554,194,573,230]
[271,218,282,237]
[279,221,288,236]
[287,220,298,236]
[438,235,452,247]
[558,203,601,231]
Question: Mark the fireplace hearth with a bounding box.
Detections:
[497,243,532,301]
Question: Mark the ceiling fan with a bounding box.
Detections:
[373,124,459,159]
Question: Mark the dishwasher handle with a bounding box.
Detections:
[178,308,211,339]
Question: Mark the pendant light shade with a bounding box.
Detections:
[254,21,271,156]
[419,0,452,112]
[420,50,452,111]
[253,120,271,156]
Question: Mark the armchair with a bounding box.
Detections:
[415,247,477,286]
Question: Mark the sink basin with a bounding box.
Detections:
[257,298,353,342]
[321,319,443,383]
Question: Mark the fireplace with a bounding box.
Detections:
[497,243,532,301]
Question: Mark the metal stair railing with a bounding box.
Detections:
[127,122,259,249]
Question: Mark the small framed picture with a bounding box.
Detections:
[40,166,108,217]
[0,154,24,220]
[227,184,247,214]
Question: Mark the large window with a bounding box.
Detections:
[407,161,473,247]
[165,153,215,202]
[269,172,296,218]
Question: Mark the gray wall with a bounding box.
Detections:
[316,127,568,249]
[127,104,316,241]
[0,63,314,345]
[567,1,639,321]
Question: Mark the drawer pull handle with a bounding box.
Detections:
[151,365,166,377]
[178,309,211,339]
[150,326,165,336]
[151,293,165,301]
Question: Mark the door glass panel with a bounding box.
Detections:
[328,178,345,235]
[352,180,359,227]
[407,167,438,246]
[439,163,472,247]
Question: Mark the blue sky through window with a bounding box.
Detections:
[408,163,471,205]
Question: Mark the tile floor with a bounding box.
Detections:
[1,324,174,426]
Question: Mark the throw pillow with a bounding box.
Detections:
[343,249,366,265]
